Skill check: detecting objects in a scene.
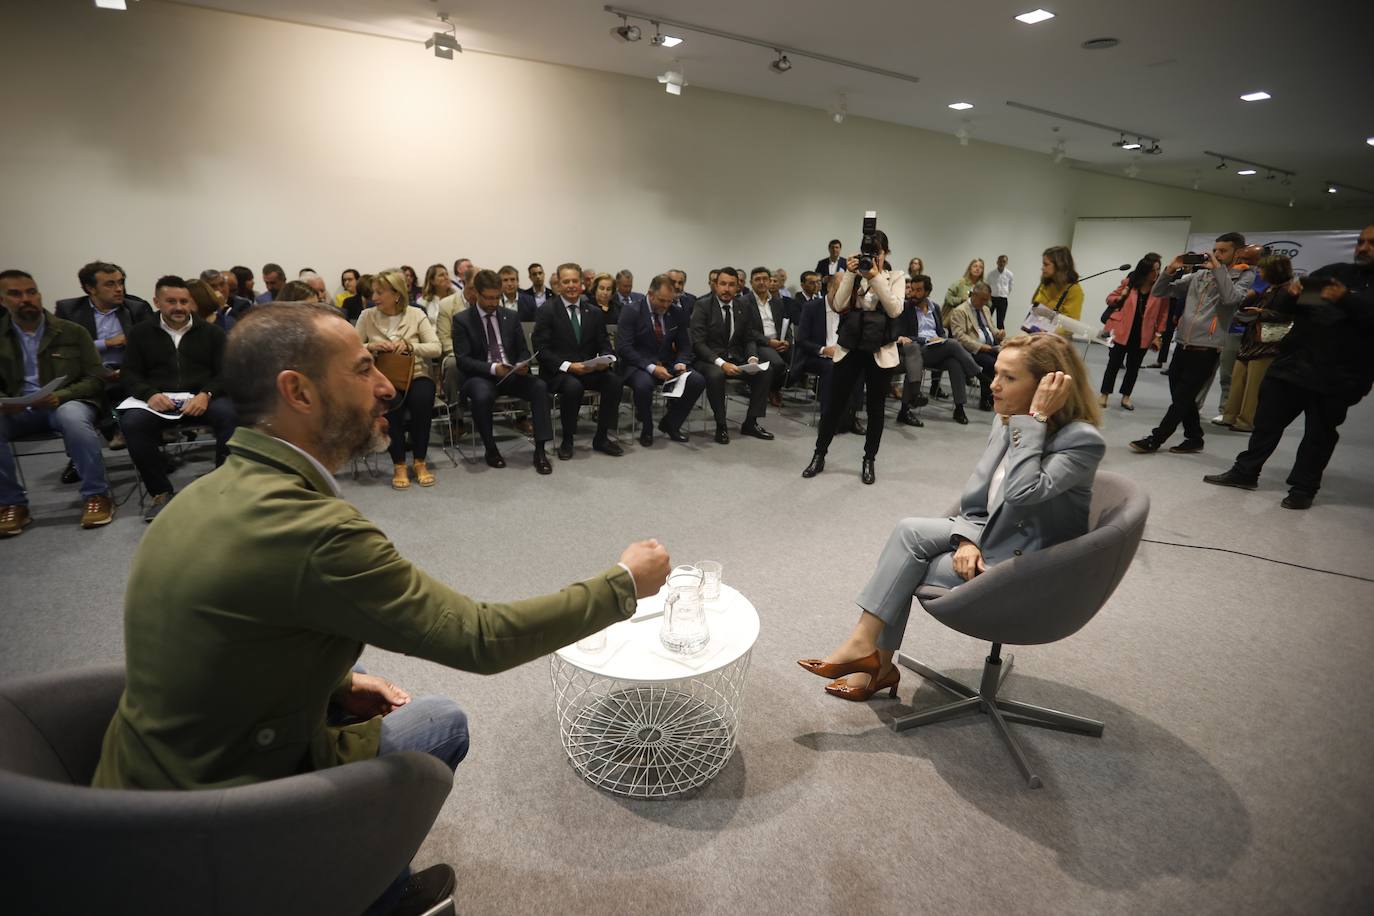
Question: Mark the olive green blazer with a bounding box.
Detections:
[0,312,105,408]
[92,427,636,790]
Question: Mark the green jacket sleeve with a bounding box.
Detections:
[54,328,106,406]
[304,515,638,674]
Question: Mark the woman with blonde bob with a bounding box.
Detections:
[356,268,442,490]
[798,332,1105,701]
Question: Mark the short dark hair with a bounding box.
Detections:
[828,239,841,247]
[716,266,737,282]
[154,275,190,296]
[262,262,285,277]
[0,269,35,284]
[78,260,123,292]
[615,269,633,281]
[276,280,316,302]
[199,268,221,284]
[497,265,518,277]
[750,266,770,278]
[909,273,932,295]
[472,269,501,294]
[555,262,582,280]
[1215,232,1246,248]
[800,271,819,283]
[528,262,542,272]
[648,274,675,294]
[341,268,359,285]
[224,303,343,426]
[231,266,254,289]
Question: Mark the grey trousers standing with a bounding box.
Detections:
[855,516,967,651]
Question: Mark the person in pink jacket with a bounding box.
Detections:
[1099,255,1169,410]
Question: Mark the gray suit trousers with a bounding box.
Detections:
[855,516,966,651]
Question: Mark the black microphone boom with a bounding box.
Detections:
[1079,263,1133,282]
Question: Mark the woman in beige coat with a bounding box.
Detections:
[357,268,442,489]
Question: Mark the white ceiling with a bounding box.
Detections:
[178,0,1374,209]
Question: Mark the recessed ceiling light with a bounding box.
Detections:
[1122,141,1141,150]
[1237,169,1257,176]
[1366,137,1374,147]
[948,102,974,111]
[1327,185,1338,194]
[1015,9,1055,24]
[94,0,128,8]
[657,35,683,48]
[1240,91,1271,102]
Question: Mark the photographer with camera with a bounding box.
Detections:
[1204,225,1374,509]
[1129,232,1254,456]
[802,219,904,485]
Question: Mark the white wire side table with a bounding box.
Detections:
[550,585,760,798]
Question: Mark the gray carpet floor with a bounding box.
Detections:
[2,344,1372,915]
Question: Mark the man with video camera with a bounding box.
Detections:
[1204,224,1374,508]
[1130,232,1254,456]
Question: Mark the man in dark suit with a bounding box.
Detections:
[891,275,933,427]
[200,268,253,318]
[118,275,237,521]
[794,282,862,432]
[667,269,695,318]
[618,274,706,446]
[257,262,286,304]
[521,262,554,314]
[533,263,625,460]
[689,266,776,443]
[748,266,792,406]
[614,270,647,314]
[498,266,536,321]
[452,270,554,473]
[816,239,846,278]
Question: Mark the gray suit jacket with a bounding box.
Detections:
[949,416,1105,566]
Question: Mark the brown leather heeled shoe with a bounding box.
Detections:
[824,666,899,702]
[797,650,880,680]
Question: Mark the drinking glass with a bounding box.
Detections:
[696,560,722,600]
[576,630,607,654]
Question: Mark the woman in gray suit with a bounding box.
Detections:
[798,333,1105,700]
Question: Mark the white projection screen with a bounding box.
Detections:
[1069,217,1192,328]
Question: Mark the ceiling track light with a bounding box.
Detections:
[424,12,461,60]
[94,0,133,9]
[1204,151,1295,183]
[657,62,686,95]
[829,93,848,124]
[612,14,642,42]
[604,5,919,86]
[1007,102,1159,154]
[956,125,970,147]
[769,50,792,74]
[649,22,683,47]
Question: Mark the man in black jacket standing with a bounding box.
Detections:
[1205,224,1374,508]
[118,275,236,521]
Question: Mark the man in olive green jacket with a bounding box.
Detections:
[1,269,115,533]
[92,303,669,794]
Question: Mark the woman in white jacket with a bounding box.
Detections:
[802,230,905,485]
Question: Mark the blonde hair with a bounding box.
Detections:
[1001,334,1102,432]
[963,258,984,283]
[371,268,410,312]
[589,272,615,306]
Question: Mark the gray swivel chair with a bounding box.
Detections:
[0,665,456,916]
[893,471,1149,788]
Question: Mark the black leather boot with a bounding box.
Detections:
[801,451,825,478]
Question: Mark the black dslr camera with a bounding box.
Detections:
[1178,252,1209,268]
[857,211,879,272]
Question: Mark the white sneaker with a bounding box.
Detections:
[1210,414,1228,426]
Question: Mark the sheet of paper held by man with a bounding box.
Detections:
[117,393,196,420]
[0,375,66,407]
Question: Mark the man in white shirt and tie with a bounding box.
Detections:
[987,254,1014,330]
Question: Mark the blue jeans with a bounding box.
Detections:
[349,668,468,916]
[0,401,109,504]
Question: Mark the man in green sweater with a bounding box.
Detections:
[92,302,670,914]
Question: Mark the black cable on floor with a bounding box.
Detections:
[1141,537,1374,584]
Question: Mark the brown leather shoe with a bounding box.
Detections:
[797,650,880,680]
[1,505,33,537]
[81,493,115,529]
[825,665,900,702]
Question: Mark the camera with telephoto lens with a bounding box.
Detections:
[857,211,879,272]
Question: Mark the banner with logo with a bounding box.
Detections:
[1185,229,1360,277]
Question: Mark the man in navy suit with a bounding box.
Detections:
[532,263,625,460]
[816,239,846,278]
[794,280,861,432]
[618,274,705,446]
[613,270,647,314]
[256,263,286,304]
[451,270,554,472]
[689,266,776,443]
[498,266,537,321]
[667,269,695,317]
[521,262,554,312]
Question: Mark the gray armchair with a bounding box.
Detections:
[0,665,455,915]
[893,471,1149,788]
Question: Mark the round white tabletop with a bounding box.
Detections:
[550,584,761,797]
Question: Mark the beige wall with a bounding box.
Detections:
[0,0,1343,304]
